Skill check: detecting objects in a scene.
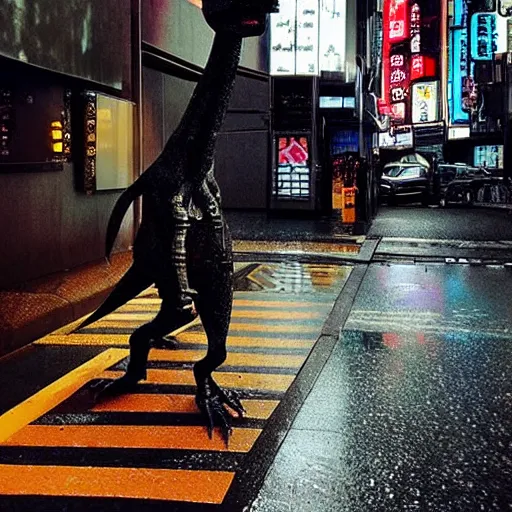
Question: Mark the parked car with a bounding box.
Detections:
[434,164,493,207]
[383,152,430,173]
[380,163,431,205]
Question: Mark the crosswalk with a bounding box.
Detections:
[0,262,351,509]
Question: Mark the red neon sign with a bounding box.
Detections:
[388,0,410,43]
[410,55,437,81]
[382,0,410,108]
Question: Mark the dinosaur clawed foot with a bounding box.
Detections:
[195,377,245,446]
[91,370,146,402]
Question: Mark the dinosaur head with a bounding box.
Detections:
[203,0,279,37]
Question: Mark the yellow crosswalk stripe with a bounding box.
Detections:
[35,333,316,348]
[100,369,294,392]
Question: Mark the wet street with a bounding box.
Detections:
[251,262,512,511]
[369,206,512,241]
[0,231,511,510]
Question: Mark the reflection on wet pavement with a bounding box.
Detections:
[236,262,353,293]
[233,240,360,256]
[251,263,512,512]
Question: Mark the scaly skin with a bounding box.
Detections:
[78,0,279,445]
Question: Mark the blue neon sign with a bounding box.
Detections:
[452,28,470,123]
[471,13,497,60]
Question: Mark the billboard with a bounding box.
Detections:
[378,126,414,148]
[275,135,311,199]
[0,0,131,91]
[412,81,439,123]
[470,12,508,60]
[270,0,347,76]
[474,144,504,167]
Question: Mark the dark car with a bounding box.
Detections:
[435,164,498,207]
[380,164,431,205]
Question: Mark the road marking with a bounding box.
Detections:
[0,465,234,504]
[100,369,294,392]
[0,349,128,444]
[117,306,324,320]
[148,350,307,369]
[3,425,261,453]
[35,333,316,349]
[92,394,279,419]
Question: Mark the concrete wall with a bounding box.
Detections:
[142,66,270,209]
[142,0,270,72]
[0,165,132,288]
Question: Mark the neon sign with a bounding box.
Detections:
[452,28,469,122]
[389,53,409,106]
[388,0,410,43]
[474,145,503,168]
[410,3,421,53]
[470,12,508,60]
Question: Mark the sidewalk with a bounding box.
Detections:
[0,252,133,359]
[0,211,365,361]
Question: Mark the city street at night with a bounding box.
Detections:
[1,0,512,509]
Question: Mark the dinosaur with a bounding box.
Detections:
[77,0,280,443]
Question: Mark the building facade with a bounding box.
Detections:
[0,0,270,287]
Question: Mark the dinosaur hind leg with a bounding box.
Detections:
[94,294,198,400]
[191,256,244,445]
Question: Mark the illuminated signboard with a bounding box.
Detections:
[411,81,439,123]
[391,102,406,123]
[448,126,471,139]
[474,145,504,167]
[378,126,414,148]
[470,12,508,60]
[452,28,470,123]
[411,54,437,80]
[276,136,311,199]
[320,96,343,108]
[389,0,410,43]
[270,0,297,74]
[319,0,347,73]
[296,0,319,75]
[499,0,512,16]
[271,0,348,76]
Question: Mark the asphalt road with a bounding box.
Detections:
[251,262,512,511]
[369,206,512,241]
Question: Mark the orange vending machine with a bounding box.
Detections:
[332,154,359,224]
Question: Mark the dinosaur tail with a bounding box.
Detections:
[73,264,153,332]
[106,177,146,261]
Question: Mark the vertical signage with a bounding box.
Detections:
[410,3,421,53]
[382,0,442,135]
[319,0,347,72]
[296,0,319,74]
[470,12,508,60]
[448,0,472,126]
[389,53,409,122]
[270,0,297,74]
[452,28,469,122]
